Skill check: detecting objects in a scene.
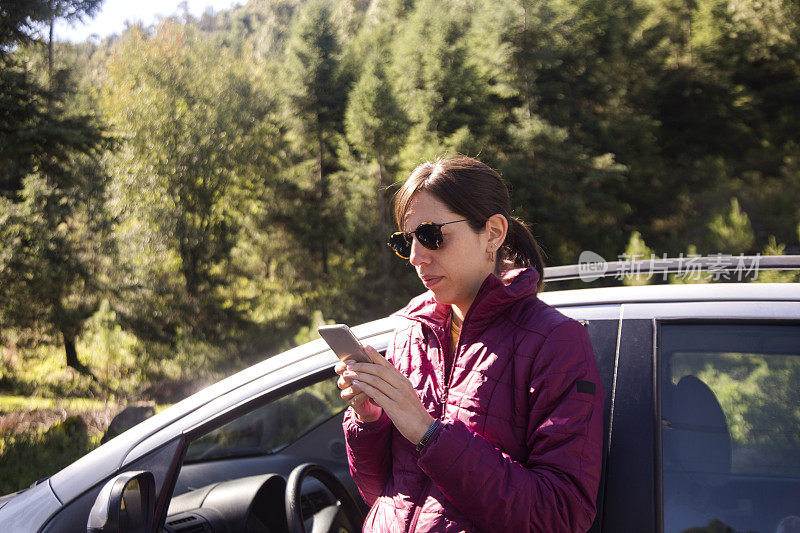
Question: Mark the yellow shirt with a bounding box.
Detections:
[450,316,461,356]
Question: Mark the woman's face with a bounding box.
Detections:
[403,191,494,316]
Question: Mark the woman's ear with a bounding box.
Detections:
[485,214,508,247]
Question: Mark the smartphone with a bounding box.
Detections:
[318,324,371,364]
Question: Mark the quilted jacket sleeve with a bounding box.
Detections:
[342,323,404,506]
[417,320,604,533]
[343,408,393,505]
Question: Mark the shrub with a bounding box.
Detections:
[0,416,101,495]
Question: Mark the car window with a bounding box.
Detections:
[184,376,344,462]
[660,323,800,533]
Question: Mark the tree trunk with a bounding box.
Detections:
[48,13,54,87]
[377,152,390,308]
[685,0,693,65]
[63,330,82,371]
[317,124,329,275]
[521,4,532,120]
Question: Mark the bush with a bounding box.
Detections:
[0,416,101,495]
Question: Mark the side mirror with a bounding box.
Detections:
[87,471,156,533]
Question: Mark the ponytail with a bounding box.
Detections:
[502,217,546,293]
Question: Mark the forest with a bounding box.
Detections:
[1,0,799,408]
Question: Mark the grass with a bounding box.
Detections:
[0,395,110,412]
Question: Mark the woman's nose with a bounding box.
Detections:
[408,236,431,267]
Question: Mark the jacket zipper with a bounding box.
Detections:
[408,304,476,532]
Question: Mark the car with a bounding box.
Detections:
[1,254,799,533]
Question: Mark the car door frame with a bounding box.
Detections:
[654,315,800,533]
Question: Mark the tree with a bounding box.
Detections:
[0,169,112,372]
[0,0,107,197]
[0,1,103,83]
[389,0,501,166]
[45,1,103,81]
[494,0,645,263]
[344,52,407,295]
[622,230,655,286]
[707,198,755,254]
[1,0,52,53]
[0,1,113,372]
[102,22,284,333]
[283,0,348,276]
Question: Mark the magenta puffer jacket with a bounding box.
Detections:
[343,267,604,532]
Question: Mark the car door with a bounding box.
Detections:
[602,299,800,533]
[553,304,621,533]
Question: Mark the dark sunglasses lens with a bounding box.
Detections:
[416,224,443,250]
[388,233,412,258]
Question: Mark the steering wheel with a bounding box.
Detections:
[285,463,365,533]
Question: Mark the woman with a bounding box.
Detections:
[335,156,603,532]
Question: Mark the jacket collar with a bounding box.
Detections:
[396,267,540,334]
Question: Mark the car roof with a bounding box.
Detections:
[539,282,800,307]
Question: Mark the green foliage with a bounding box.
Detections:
[345,55,407,161]
[272,0,351,282]
[0,0,102,55]
[101,21,285,341]
[707,198,755,254]
[0,301,144,399]
[292,310,334,346]
[0,3,114,372]
[754,236,800,283]
[285,0,347,131]
[2,0,800,415]
[622,231,655,286]
[0,416,101,495]
[668,244,710,284]
[673,351,800,476]
[389,0,500,167]
[0,134,113,371]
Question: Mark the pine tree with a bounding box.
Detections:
[622,230,655,286]
[707,198,755,255]
[345,52,408,298]
[283,0,348,275]
[389,0,496,166]
[0,0,112,372]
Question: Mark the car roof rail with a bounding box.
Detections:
[543,254,800,283]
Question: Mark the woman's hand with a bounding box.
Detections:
[335,354,383,423]
[342,346,435,445]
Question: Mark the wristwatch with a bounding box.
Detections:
[416,419,441,451]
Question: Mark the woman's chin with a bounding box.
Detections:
[429,287,455,306]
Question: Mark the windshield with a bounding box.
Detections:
[183,376,344,462]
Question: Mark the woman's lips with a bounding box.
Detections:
[421,276,442,289]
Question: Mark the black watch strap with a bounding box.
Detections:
[416,419,441,451]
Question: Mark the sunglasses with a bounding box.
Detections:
[387,219,467,259]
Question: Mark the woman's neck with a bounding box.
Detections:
[451,306,465,327]
[451,269,498,326]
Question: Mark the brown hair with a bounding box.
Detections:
[393,156,545,292]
